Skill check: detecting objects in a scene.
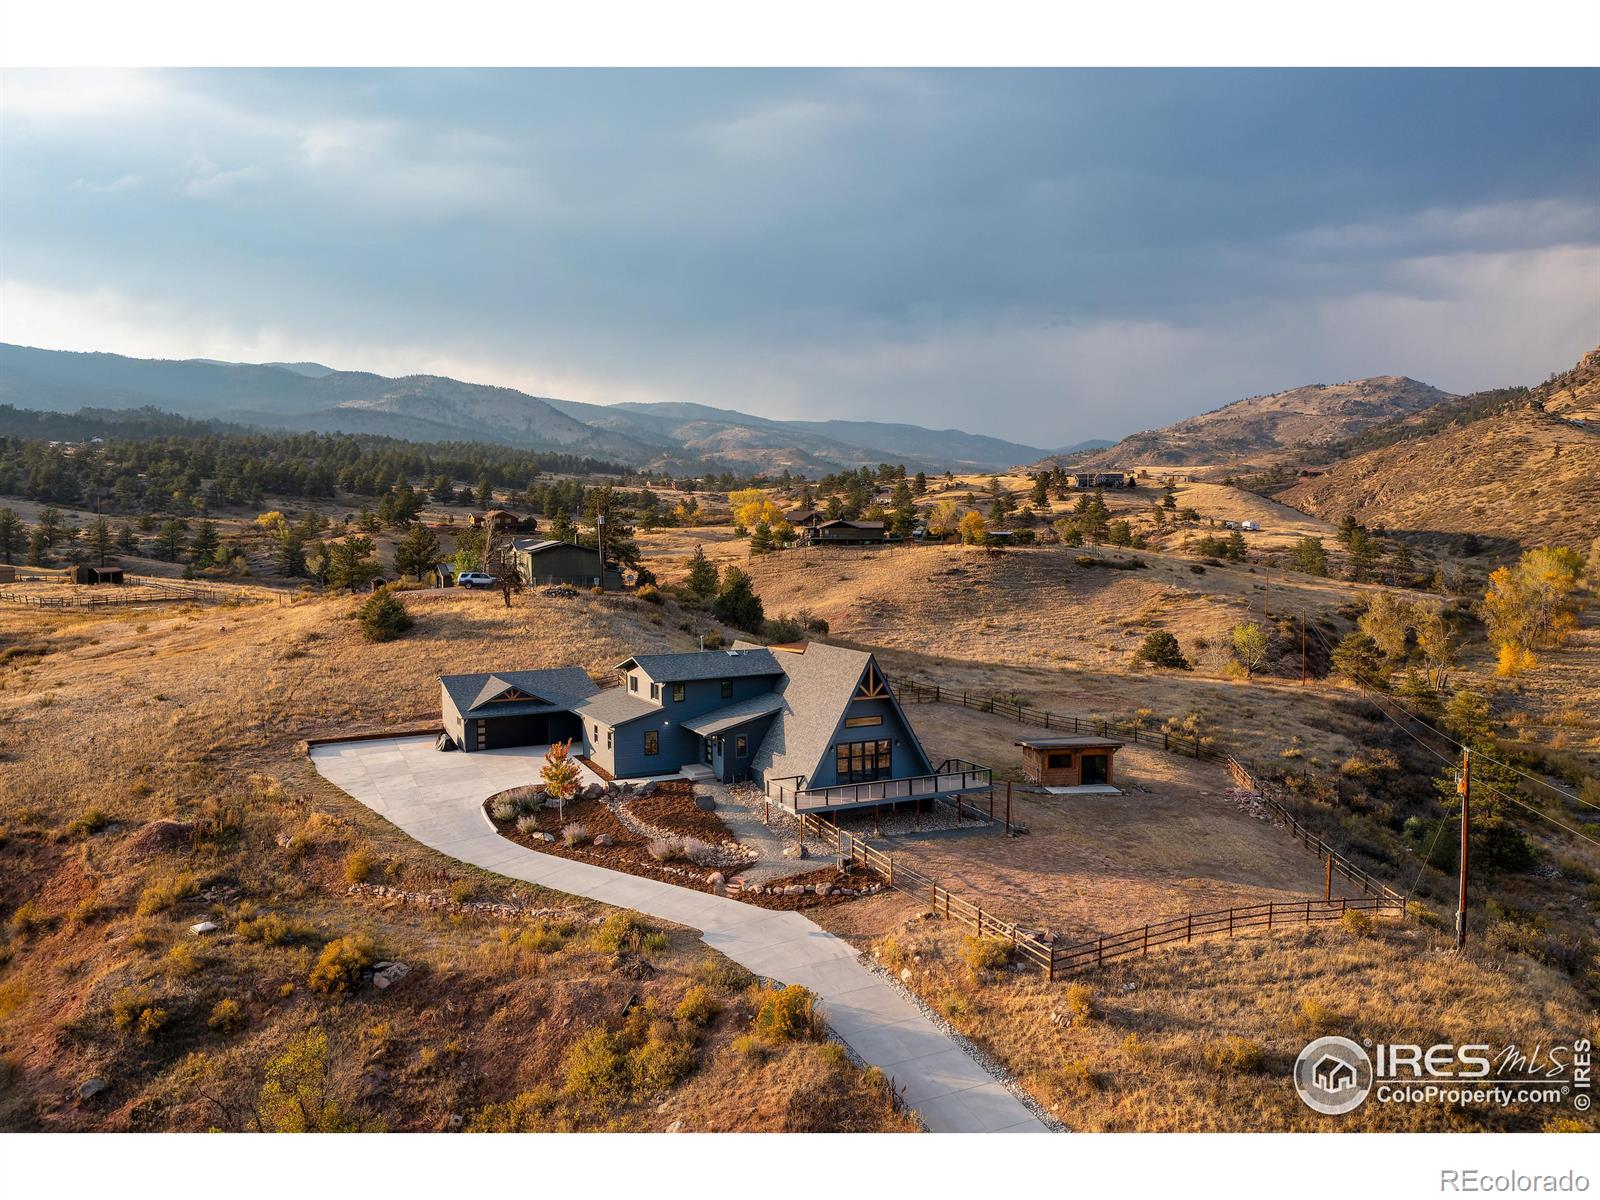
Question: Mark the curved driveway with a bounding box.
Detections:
[311,735,1049,1134]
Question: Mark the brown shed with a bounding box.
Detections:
[1015,735,1122,788]
[0,564,14,584]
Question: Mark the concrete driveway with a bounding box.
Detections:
[311,735,1050,1134]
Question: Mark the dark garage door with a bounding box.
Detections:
[481,714,550,749]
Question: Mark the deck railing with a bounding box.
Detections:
[764,759,992,812]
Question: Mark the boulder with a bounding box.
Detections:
[581,783,605,801]
[78,1078,107,1101]
[782,843,809,860]
[189,920,219,936]
[783,884,805,897]
[593,833,614,847]
[536,832,556,843]
[435,732,458,752]
[692,793,717,812]
[709,872,725,887]
[372,961,412,990]
[636,781,658,798]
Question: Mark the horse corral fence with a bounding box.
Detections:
[0,572,289,608]
[786,679,1413,979]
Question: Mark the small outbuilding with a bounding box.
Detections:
[69,565,125,585]
[1015,735,1122,788]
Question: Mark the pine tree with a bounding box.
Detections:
[86,516,114,565]
[328,536,379,593]
[189,520,221,567]
[686,545,718,597]
[713,566,764,632]
[476,477,495,509]
[156,518,190,562]
[749,519,775,554]
[392,522,441,581]
[0,507,22,564]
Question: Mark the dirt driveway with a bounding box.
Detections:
[898,704,1334,937]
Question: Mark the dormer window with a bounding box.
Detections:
[720,680,733,699]
[628,674,638,692]
[650,681,661,701]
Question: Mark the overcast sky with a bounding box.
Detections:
[2,68,1597,445]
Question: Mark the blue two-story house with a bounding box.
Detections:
[437,642,991,814]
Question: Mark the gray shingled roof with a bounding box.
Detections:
[440,668,599,719]
[572,688,659,728]
[681,692,786,737]
[618,647,782,684]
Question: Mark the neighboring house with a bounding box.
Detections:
[509,538,624,589]
[469,509,532,532]
[789,511,889,546]
[1071,471,1137,489]
[438,642,990,813]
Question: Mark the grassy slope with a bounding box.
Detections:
[0,590,911,1132]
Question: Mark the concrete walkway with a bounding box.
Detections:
[311,736,1049,1134]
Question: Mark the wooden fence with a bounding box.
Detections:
[1046,894,1405,975]
[894,682,1217,760]
[0,573,288,609]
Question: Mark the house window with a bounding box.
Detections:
[644,730,660,756]
[628,674,638,693]
[844,715,882,728]
[1046,751,1074,769]
[720,680,733,699]
[835,739,891,783]
[650,681,660,701]
[606,730,613,750]
[735,735,747,757]
[672,683,686,703]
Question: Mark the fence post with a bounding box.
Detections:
[1267,905,1274,931]
[1186,913,1192,943]
[1306,899,1312,924]
[1097,936,1104,967]
[1228,910,1234,938]
[1142,924,1149,956]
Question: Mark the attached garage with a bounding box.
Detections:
[440,669,600,753]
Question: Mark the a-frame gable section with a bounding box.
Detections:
[853,658,890,700]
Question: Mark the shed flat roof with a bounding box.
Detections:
[1014,736,1124,749]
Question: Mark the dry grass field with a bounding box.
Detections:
[897,705,1332,934]
[0,589,912,1131]
[837,914,1597,1132]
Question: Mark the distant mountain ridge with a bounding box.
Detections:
[1278,345,1600,549]
[0,343,1048,473]
[1050,375,1457,469]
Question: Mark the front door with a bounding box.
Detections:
[704,737,714,766]
[1082,753,1108,785]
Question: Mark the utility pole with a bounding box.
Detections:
[1301,616,1308,685]
[596,510,606,592]
[1456,746,1470,952]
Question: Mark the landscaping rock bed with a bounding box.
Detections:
[483,788,855,911]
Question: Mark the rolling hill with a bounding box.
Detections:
[1278,345,1600,550]
[0,344,1047,473]
[1056,376,1456,469]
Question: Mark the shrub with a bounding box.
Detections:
[165,942,204,977]
[110,988,168,1039]
[1042,1059,1099,1095]
[515,814,540,835]
[357,589,413,643]
[731,1033,767,1060]
[64,806,112,838]
[449,881,475,904]
[763,615,805,643]
[960,935,1012,973]
[490,798,518,823]
[1132,630,1191,670]
[629,1021,699,1092]
[1340,908,1374,937]
[1407,900,1443,928]
[560,822,589,847]
[236,912,315,945]
[136,872,199,916]
[208,997,245,1033]
[1120,1032,1149,1060]
[1297,998,1342,1035]
[592,911,667,956]
[1202,1036,1264,1073]
[816,1041,850,1071]
[637,584,662,604]
[680,837,717,866]
[563,1029,631,1107]
[693,956,756,994]
[1064,982,1097,1023]
[647,837,683,862]
[308,936,375,995]
[8,902,46,940]
[674,985,721,1026]
[754,984,820,1043]
[342,848,378,885]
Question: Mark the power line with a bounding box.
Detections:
[1299,620,1600,849]
[1301,619,1599,812]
